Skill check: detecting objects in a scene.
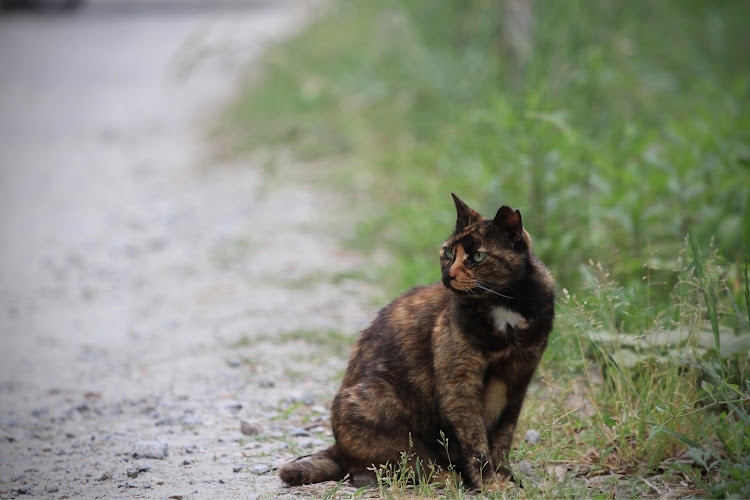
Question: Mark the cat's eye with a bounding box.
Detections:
[472,252,487,263]
[443,248,454,260]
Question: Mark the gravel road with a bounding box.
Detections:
[0,2,377,498]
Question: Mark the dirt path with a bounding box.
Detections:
[0,2,377,498]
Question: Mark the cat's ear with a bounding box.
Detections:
[493,206,527,245]
[451,193,482,232]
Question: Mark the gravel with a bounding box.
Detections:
[240,420,263,436]
[0,1,377,499]
[132,441,169,460]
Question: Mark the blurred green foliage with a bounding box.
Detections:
[227,0,749,310]
[224,1,750,494]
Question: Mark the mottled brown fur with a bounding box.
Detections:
[278,194,555,490]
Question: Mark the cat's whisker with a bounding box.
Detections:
[473,282,514,300]
[476,280,532,301]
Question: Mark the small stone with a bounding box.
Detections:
[220,401,242,413]
[240,420,261,436]
[232,464,245,473]
[126,468,139,479]
[98,471,113,481]
[184,444,196,454]
[74,403,90,413]
[248,464,271,475]
[132,441,168,459]
[524,429,540,446]
[150,476,164,485]
[290,427,310,437]
[45,484,60,493]
[138,464,152,473]
[15,486,30,495]
[182,460,191,466]
[517,460,533,477]
[169,496,184,500]
[179,414,200,427]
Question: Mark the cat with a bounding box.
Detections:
[278,194,555,491]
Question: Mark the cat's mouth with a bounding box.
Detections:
[442,275,475,294]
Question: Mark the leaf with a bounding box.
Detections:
[687,447,706,468]
[701,381,715,393]
[649,425,703,449]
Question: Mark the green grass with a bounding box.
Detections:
[223,0,750,497]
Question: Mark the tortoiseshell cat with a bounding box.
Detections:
[279,194,555,490]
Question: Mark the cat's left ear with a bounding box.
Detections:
[452,193,482,232]
[493,206,530,247]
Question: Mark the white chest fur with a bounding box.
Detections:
[491,306,529,331]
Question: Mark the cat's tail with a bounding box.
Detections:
[278,446,346,486]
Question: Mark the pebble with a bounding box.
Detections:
[184,444,197,454]
[232,464,245,473]
[524,429,540,445]
[14,486,30,495]
[98,471,113,481]
[132,441,168,459]
[219,401,243,413]
[248,464,271,475]
[240,420,262,436]
[126,468,139,478]
[517,460,533,477]
[179,414,200,427]
[73,403,90,413]
[290,427,310,437]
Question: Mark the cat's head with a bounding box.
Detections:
[440,194,532,298]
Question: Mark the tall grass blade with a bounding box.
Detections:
[744,252,750,327]
[688,233,721,353]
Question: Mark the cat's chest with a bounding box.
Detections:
[490,306,529,331]
[481,377,507,428]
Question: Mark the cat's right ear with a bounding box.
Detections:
[451,193,482,232]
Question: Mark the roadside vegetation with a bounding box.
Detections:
[223,0,749,497]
